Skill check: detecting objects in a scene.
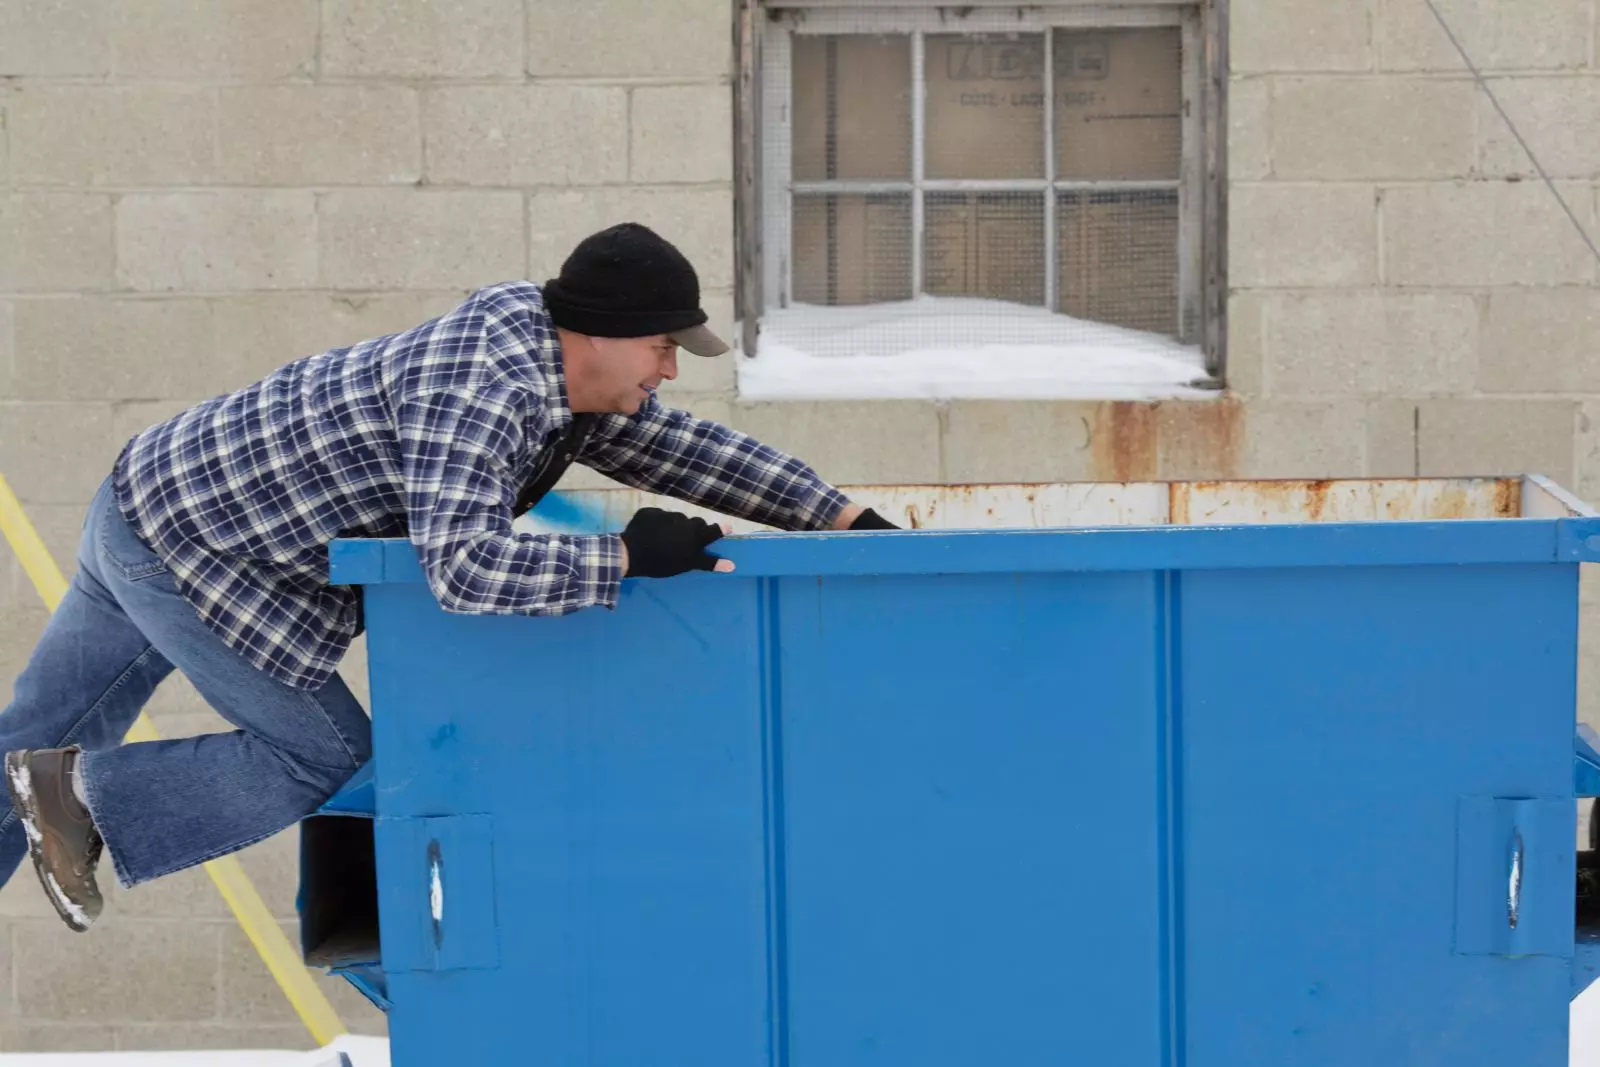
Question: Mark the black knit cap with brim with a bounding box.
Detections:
[542,221,729,357]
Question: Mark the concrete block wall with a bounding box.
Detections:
[1,0,1599,1050]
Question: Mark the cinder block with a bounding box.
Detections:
[338,633,371,709]
[555,464,628,492]
[110,0,316,80]
[1229,183,1378,287]
[14,918,219,1022]
[1378,0,1589,72]
[322,0,523,79]
[318,191,525,290]
[116,193,317,293]
[113,400,203,448]
[1481,78,1600,179]
[11,86,215,186]
[527,0,732,78]
[0,402,121,505]
[112,1022,316,1051]
[1235,400,1368,479]
[0,91,12,183]
[1382,181,1598,286]
[109,866,227,923]
[232,828,306,922]
[631,86,734,183]
[1228,77,1271,181]
[8,297,214,401]
[0,194,115,293]
[1231,0,1374,73]
[729,400,942,485]
[0,569,54,700]
[213,292,469,385]
[0,0,111,76]
[654,394,734,429]
[0,921,11,1017]
[1226,290,1265,396]
[659,289,737,397]
[528,186,733,289]
[218,87,420,186]
[0,501,87,582]
[0,301,11,387]
[0,1023,120,1052]
[942,401,1099,483]
[1418,399,1577,483]
[1574,401,1600,506]
[1365,399,1419,477]
[423,87,627,186]
[1156,400,1248,481]
[218,922,390,1033]
[1271,77,1475,179]
[1264,291,1478,396]
[0,861,56,920]
[1480,288,1600,392]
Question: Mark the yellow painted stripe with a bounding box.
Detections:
[0,472,347,1045]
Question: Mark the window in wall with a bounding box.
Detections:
[736,3,1225,401]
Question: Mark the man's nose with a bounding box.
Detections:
[661,349,679,381]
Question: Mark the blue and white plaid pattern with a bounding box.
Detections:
[113,282,849,691]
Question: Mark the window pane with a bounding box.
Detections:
[925,192,1045,307]
[792,35,913,181]
[1057,190,1179,335]
[792,194,912,306]
[1054,28,1182,182]
[925,33,1046,180]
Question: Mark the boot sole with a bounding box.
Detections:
[3,754,94,933]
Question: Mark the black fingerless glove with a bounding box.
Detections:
[619,508,726,578]
[849,507,902,531]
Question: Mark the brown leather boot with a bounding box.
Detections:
[4,748,104,932]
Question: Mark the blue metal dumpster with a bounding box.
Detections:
[301,475,1600,1067]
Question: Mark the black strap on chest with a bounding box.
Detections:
[513,413,598,518]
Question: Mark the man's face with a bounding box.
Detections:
[590,335,679,414]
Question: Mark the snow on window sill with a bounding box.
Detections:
[737,296,1219,402]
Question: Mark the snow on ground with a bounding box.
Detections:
[737,296,1215,401]
[1575,980,1600,1066]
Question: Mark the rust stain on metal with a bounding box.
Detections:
[1169,482,1190,526]
[1178,400,1245,481]
[1433,486,1470,520]
[1091,403,1159,483]
[1493,478,1520,518]
[905,504,923,529]
[1304,480,1332,522]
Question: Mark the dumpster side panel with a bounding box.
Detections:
[363,580,774,1066]
[776,570,1172,1066]
[1180,564,1577,1067]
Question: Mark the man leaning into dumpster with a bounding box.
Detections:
[0,221,900,933]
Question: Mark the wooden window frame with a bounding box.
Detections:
[734,0,1229,383]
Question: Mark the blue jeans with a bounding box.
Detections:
[0,475,371,889]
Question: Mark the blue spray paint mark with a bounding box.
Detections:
[528,491,612,534]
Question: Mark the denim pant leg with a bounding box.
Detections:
[0,546,175,888]
[74,481,373,888]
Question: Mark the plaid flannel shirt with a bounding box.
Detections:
[112,282,850,691]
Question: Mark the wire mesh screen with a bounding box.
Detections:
[792,34,912,181]
[792,193,913,305]
[1059,189,1179,334]
[769,16,1195,372]
[925,192,1046,307]
[924,34,1045,180]
[1054,28,1182,182]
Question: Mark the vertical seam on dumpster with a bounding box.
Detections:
[759,576,791,1067]
[1157,570,1188,1067]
